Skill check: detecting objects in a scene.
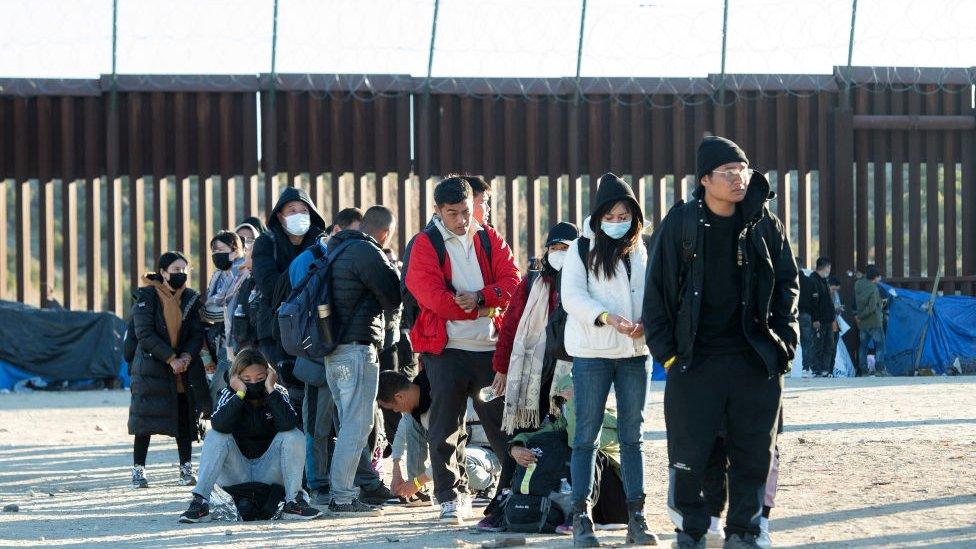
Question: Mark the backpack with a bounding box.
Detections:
[276,239,363,360]
[545,296,571,363]
[504,493,564,534]
[400,224,493,329]
[269,243,326,343]
[510,429,571,497]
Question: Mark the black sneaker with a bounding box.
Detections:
[178,495,210,524]
[723,533,761,548]
[281,493,322,520]
[360,484,395,506]
[131,466,149,489]
[329,498,383,517]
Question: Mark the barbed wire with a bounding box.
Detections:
[0,0,973,104]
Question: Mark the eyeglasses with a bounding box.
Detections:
[711,168,754,183]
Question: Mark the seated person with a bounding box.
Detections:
[377,370,501,505]
[506,375,627,533]
[179,348,321,523]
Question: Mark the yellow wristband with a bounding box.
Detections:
[599,312,609,325]
[413,477,423,490]
[236,390,246,400]
[663,356,676,370]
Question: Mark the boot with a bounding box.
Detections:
[626,498,659,545]
[571,501,600,547]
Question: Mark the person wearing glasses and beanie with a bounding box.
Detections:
[560,173,658,547]
[644,136,799,549]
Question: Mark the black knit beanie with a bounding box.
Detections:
[696,136,749,182]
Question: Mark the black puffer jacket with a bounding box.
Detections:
[250,187,326,341]
[127,280,210,437]
[210,385,298,459]
[643,172,800,376]
[799,271,834,323]
[327,229,402,347]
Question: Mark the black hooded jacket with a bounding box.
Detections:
[210,385,299,459]
[643,172,800,376]
[250,187,326,341]
[327,229,402,347]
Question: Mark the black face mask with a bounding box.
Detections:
[212,252,232,271]
[167,272,187,290]
[244,381,266,399]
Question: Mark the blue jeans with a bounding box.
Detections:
[571,355,650,505]
[858,326,886,374]
[324,344,379,504]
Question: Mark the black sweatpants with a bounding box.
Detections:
[703,436,729,519]
[664,350,782,540]
[422,348,509,504]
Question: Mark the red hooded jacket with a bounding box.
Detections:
[405,224,521,355]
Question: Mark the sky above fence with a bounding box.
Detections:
[2,0,974,80]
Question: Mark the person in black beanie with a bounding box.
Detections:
[561,173,658,547]
[643,136,799,549]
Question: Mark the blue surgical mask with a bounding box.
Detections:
[601,220,630,240]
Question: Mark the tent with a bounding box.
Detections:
[0,300,126,391]
[880,284,976,375]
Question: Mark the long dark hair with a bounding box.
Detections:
[588,201,642,279]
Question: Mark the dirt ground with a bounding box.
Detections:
[1,376,975,548]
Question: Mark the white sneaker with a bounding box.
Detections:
[801,369,812,378]
[705,516,725,548]
[757,517,772,548]
[439,499,462,524]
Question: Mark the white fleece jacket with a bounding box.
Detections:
[561,217,650,359]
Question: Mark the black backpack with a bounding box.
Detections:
[511,429,571,497]
[504,492,564,534]
[400,224,493,329]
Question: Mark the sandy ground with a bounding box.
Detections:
[1,376,975,548]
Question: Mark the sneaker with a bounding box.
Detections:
[555,523,573,535]
[801,369,812,379]
[757,517,772,549]
[476,511,507,532]
[472,489,494,507]
[131,466,149,489]
[705,516,725,547]
[360,484,395,506]
[403,490,433,508]
[281,494,323,520]
[178,494,210,523]
[723,533,761,549]
[178,463,197,486]
[439,498,465,524]
[328,498,382,517]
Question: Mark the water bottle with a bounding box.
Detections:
[479,386,502,402]
[559,478,572,495]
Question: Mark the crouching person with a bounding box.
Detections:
[179,348,321,523]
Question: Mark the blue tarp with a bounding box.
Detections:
[881,284,976,375]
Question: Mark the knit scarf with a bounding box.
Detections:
[501,276,551,434]
[144,275,184,349]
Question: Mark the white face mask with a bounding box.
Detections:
[283,213,311,236]
[546,250,567,271]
